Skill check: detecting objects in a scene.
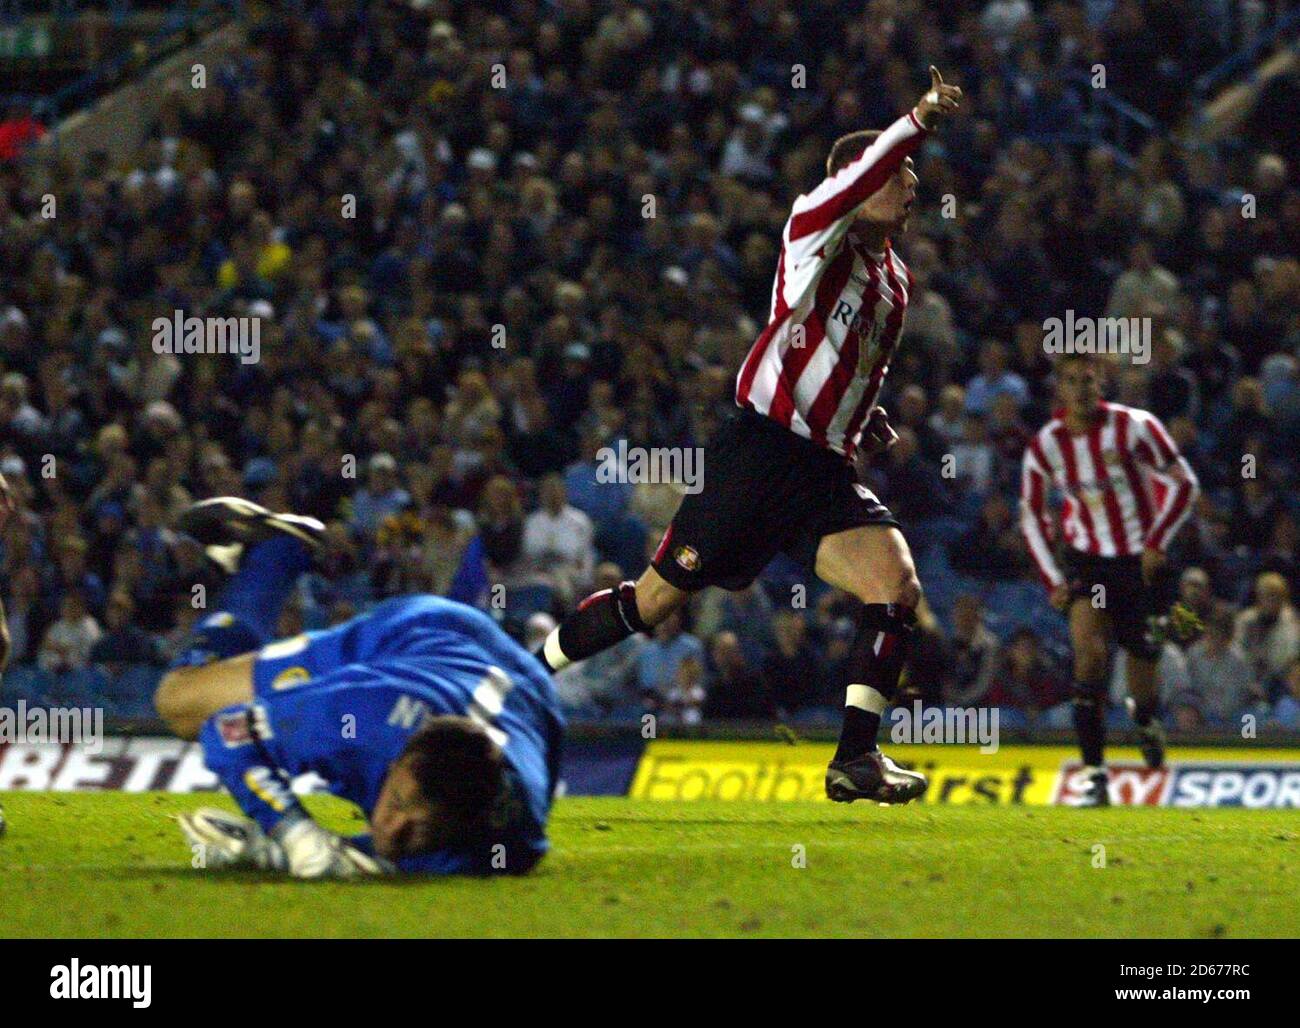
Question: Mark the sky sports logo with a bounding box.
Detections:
[1055,761,1300,807]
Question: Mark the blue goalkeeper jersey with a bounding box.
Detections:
[197,595,565,875]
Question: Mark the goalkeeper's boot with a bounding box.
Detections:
[826,750,928,805]
[177,497,324,574]
[1076,766,1110,808]
[1126,697,1167,769]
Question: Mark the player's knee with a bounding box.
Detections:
[154,670,197,739]
[895,568,923,610]
[849,564,921,609]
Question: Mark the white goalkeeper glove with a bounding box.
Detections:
[271,815,395,879]
[178,808,288,872]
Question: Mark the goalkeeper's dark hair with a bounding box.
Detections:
[400,716,505,834]
[827,129,882,176]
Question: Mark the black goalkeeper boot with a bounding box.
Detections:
[177,497,325,573]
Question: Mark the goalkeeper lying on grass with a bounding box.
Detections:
[154,498,564,879]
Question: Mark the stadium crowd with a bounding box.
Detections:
[0,0,1298,731]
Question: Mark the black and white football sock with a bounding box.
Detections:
[833,603,915,764]
[536,581,649,672]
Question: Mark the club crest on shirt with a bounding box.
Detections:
[271,666,311,691]
[675,545,700,572]
[217,710,252,748]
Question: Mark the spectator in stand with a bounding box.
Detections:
[762,611,821,717]
[1177,566,1215,626]
[37,591,101,674]
[1185,603,1266,724]
[694,580,775,668]
[1234,572,1300,700]
[0,100,46,162]
[664,654,706,726]
[944,594,999,706]
[964,340,1029,416]
[1,565,39,665]
[43,534,106,620]
[90,591,162,673]
[928,384,967,452]
[1269,658,1300,730]
[637,607,706,711]
[475,475,525,579]
[987,628,1068,716]
[704,630,774,720]
[1105,238,1182,320]
[519,473,595,603]
[872,427,954,520]
[348,453,410,542]
[949,493,1024,579]
[950,414,997,496]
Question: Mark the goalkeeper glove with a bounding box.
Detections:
[271,815,395,879]
[178,808,287,872]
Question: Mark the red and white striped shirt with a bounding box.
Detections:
[1019,401,1200,589]
[734,110,928,458]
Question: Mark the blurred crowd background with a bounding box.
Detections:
[0,0,1298,733]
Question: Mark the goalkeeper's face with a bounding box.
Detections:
[370,762,445,860]
[370,716,506,860]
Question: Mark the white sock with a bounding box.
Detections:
[542,629,571,672]
[845,684,887,714]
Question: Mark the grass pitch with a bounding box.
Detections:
[1,792,1296,938]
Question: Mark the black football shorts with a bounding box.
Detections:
[650,405,899,592]
[1063,550,1162,659]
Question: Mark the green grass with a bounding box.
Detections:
[1,792,1296,937]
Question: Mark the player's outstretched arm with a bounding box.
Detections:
[192,704,393,879]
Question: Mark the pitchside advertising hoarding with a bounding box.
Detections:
[626,741,1300,808]
[2,736,1300,807]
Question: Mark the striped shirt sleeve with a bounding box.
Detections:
[1134,412,1200,551]
[1019,439,1065,589]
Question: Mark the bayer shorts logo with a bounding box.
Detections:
[675,545,700,572]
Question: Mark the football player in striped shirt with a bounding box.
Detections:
[1020,352,1200,806]
[538,69,962,805]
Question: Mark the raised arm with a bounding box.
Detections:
[785,67,961,263]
